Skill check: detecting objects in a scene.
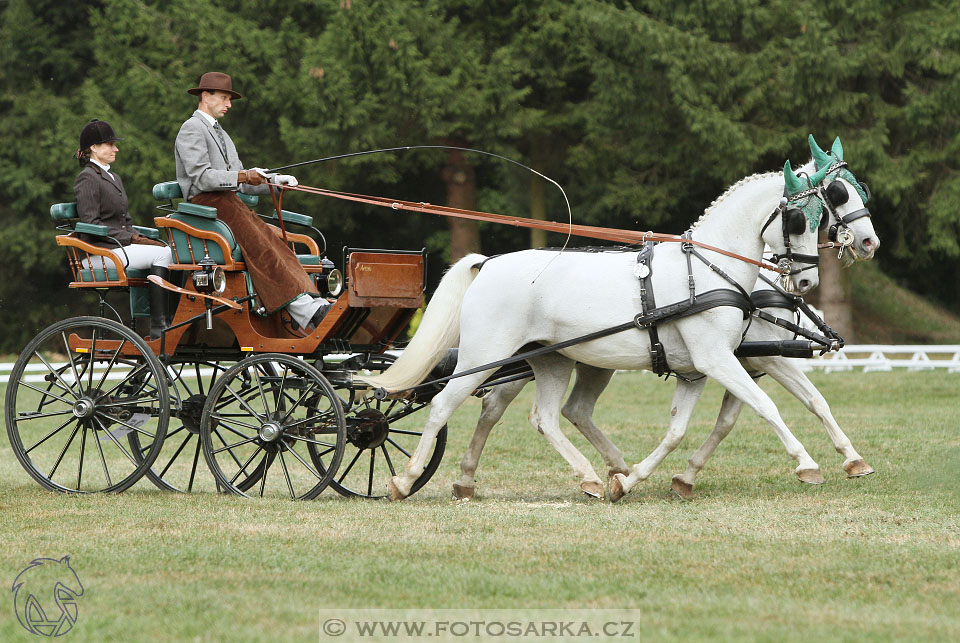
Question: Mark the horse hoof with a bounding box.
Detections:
[580,480,604,499]
[671,475,694,500]
[844,459,876,478]
[609,474,626,503]
[607,468,630,485]
[452,482,475,500]
[796,468,825,485]
[387,477,408,501]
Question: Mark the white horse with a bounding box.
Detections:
[362,143,832,501]
[451,136,881,501]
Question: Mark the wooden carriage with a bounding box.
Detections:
[5,184,447,499]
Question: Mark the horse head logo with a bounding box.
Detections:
[11,556,84,637]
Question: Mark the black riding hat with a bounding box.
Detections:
[79,119,122,150]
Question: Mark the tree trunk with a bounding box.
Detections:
[806,241,856,342]
[442,149,480,261]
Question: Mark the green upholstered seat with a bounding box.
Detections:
[78,265,148,282]
[170,209,243,264]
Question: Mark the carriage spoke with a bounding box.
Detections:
[25,417,76,454]
[95,412,158,439]
[385,427,426,437]
[212,435,259,454]
[209,413,261,432]
[337,448,364,484]
[223,383,268,424]
[253,365,276,418]
[61,331,85,393]
[381,444,397,477]
[213,427,246,470]
[187,438,202,493]
[95,417,145,469]
[367,449,376,496]
[17,380,75,405]
[277,448,298,499]
[48,424,81,479]
[93,425,113,487]
[92,338,129,393]
[159,433,194,479]
[18,408,77,422]
[386,437,412,458]
[280,443,325,482]
[229,446,266,485]
[258,450,269,497]
[76,425,87,490]
[35,353,80,401]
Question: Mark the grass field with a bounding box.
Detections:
[1,369,958,642]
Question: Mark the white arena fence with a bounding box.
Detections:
[1,346,958,385]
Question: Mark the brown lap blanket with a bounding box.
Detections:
[191,191,317,312]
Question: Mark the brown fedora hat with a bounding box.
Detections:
[187,72,242,99]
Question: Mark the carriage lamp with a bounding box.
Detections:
[192,255,226,295]
[320,257,343,297]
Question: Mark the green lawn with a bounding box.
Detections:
[1,370,958,642]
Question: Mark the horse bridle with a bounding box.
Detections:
[762,159,872,277]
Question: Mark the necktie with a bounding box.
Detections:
[213,121,230,168]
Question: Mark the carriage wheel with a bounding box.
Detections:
[199,354,346,499]
[319,354,447,499]
[5,317,169,493]
[129,359,264,493]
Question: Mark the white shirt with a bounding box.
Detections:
[197,110,217,127]
[89,158,116,183]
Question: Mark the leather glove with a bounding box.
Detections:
[274,174,298,187]
[239,169,266,186]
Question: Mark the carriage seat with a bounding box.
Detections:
[152,181,322,267]
[50,202,159,282]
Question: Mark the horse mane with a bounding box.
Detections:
[689,157,817,231]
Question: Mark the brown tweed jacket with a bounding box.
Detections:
[73,163,136,247]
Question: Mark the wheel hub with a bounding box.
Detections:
[72,397,95,419]
[178,394,207,435]
[346,408,390,450]
[259,421,283,442]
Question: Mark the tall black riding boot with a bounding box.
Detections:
[149,266,170,340]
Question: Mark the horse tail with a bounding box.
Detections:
[357,253,487,391]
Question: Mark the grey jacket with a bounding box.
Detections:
[174,110,269,201]
[74,164,136,247]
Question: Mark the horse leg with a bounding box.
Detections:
[453,377,531,500]
[561,364,629,482]
[389,370,493,501]
[759,358,875,478]
[528,355,605,499]
[611,377,707,502]
[692,352,823,484]
[672,389,744,499]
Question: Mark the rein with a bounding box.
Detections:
[271,182,787,274]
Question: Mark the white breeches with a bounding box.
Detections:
[83,243,173,271]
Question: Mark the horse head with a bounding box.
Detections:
[808,134,879,264]
[763,160,826,294]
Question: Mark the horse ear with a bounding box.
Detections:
[808,163,830,187]
[831,136,843,160]
[783,160,804,195]
[808,134,831,169]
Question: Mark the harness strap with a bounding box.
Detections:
[634,289,753,330]
[749,289,798,310]
[637,242,669,376]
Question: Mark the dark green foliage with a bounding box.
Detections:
[1,0,958,351]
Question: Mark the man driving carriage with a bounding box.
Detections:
[174,71,331,330]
